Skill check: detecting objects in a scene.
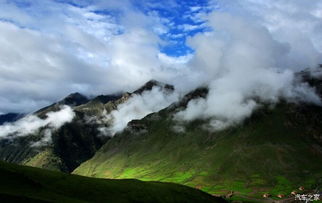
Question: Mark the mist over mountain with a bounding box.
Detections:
[74,72,322,200]
[0,80,178,172]
[0,0,322,202]
[0,70,321,201]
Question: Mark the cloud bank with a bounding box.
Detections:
[175,1,322,130]
[0,105,75,145]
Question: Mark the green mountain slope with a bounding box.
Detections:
[1,74,322,201]
[73,95,322,200]
[0,161,224,203]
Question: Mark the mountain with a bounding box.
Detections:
[133,79,174,94]
[0,91,110,172]
[0,113,24,125]
[73,73,322,201]
[1,75,322,201]
[0,111,107,173]
[0,161,224,203]
[35,92,89,117]
[0,80,172,173]
[0,91,113,172]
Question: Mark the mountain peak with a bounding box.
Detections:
[59,92,89,106]
[66,92,84,98]
[133,80,174,95]
[34,92,88,116]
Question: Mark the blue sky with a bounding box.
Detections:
[8,0,214,56]
[101,0,212,56]
[133,0,213,56]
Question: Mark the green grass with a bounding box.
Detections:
[0,161,224,202]
[73,103,322,200]
[23,149,65,171]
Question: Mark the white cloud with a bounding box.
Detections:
[190,6,202,12]
[105,86,179,135]
[179,23,206,32]
[0,105,75,141]
[0,0,184,113]
[175,2,322,130]
[158,53,192,65]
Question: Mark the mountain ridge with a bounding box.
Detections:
[0,80,175,173]
[72,72,322,200]
[1,76,322,201]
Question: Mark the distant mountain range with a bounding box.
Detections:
[0,113,24,125]
[0,71,321,201]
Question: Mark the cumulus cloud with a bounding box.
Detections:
[103,86,179,135]
[0,0,208,114]
[0,105,75,145]
[0,0,184,113]
[175,1,322,130]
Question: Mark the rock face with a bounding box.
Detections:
[128,120,147,131]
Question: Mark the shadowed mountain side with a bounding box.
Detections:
[0,111,108,172]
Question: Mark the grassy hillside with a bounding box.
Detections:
[0,161,224,203]
[73,102,322,201]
